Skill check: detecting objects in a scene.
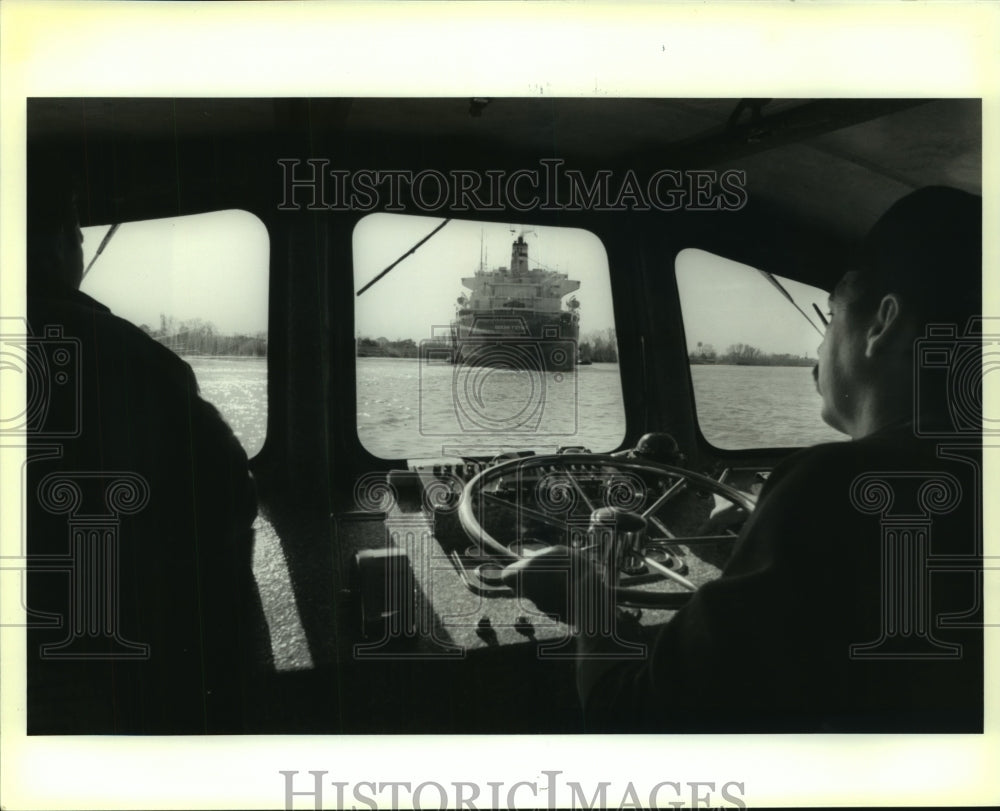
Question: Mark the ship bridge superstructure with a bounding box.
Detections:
[459,236,580,313]
[452,234,581,372]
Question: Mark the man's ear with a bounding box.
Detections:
[864,293,903,357]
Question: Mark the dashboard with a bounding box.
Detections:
[343,439,767,657]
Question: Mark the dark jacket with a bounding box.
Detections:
[26,287,259,734]
[578,423,983,732]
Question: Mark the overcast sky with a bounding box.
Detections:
[80,210,828,354]
[353,214,615,341]
[80,209,270,335]
[676,248,829,358]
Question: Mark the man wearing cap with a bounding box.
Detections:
[506,187,984,732]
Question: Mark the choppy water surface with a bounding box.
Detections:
[357,358,845,459]
[187,356,268,457]
[187,356,845,461]
[690,364,846,449]
[357,357,627,458]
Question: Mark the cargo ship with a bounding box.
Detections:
[450,234,581,372]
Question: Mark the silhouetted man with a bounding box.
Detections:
[26,171,263,733]
[506,187,983,732]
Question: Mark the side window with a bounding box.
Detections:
[80,210,269,457]
[353,214,626,459]
[675,248,846,450]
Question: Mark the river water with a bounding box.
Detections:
[690,363,846,449]
[187,356,269,457]
[356,357,846,459]
[188,356,845,461]
[357,357,628,459]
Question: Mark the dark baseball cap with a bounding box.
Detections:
[851,186,981,326]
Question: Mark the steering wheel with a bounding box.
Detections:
[457,453,756,609]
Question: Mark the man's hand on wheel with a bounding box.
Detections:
[698,494,748,535]
[500,546,602,625]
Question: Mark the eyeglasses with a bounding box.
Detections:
[812,303,829,331]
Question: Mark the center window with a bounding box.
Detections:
[353,215,626,459]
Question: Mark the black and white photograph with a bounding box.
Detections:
[1,3,997,809]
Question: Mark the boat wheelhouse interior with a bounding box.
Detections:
[25,97,981,734]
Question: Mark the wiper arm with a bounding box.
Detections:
[756,269,825,338]
[356,218,451,296]
[81,223,121,280]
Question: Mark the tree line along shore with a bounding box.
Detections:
[356,333,813,367]
[143,315,267,357]
[689,342,815,367]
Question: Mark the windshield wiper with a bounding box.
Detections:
[356,218,451,297]
[756,269,825,338]
[81,223,121,280]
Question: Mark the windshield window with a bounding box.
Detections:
[353,214,626,459]
[80,210,269,457]
[675,248,847,449]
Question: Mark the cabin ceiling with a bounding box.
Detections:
[28,96,980,248]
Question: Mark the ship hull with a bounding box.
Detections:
[450,312,579,372]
